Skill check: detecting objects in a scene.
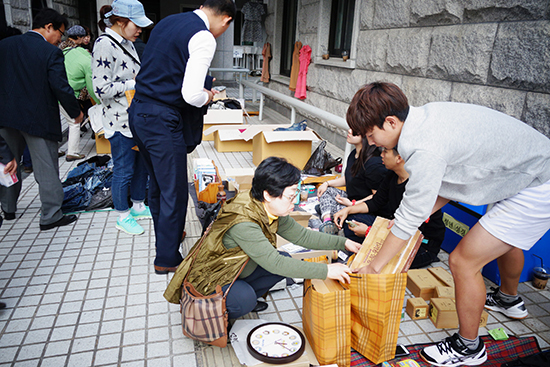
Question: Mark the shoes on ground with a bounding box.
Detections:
[420,333,487,367]
[40,214,77,231]
[0,302,6,310]
[252,301,269,313]
[116,216,144,235]
[58,151,66,157]
[154,265,178,275]
[23,166,33,173]
[3,211,15,220]
[130,206,152,220]
[66,153,86,162]
[485,287,528,319]
[319,220,339,235]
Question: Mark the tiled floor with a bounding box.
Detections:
[0,105,549,367]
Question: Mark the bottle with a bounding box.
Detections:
[216,183,226,204]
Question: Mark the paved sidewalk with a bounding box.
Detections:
[0,107,549,367]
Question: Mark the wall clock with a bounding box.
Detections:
[246,322,306,364]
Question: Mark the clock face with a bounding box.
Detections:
[246,322,306,364]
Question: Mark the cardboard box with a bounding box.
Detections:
[434,286,455,299]
[214,129,253,152]
[202,109,243,141]
[407,269,444,300]
[243,128,321,169]
[428,266,455,288]
[429,298,489,329]
[430,298,459,329]
[95,132,111,154]
[223,167,255,192]
[406,297,429,320]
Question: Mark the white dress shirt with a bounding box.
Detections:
[181,9,217,108]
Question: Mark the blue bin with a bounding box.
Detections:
[441,202,550,285]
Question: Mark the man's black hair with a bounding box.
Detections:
[202,0,237,20]
[32,8,68,31]
[251,157,301,202]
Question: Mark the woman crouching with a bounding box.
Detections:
[165,156,361,318]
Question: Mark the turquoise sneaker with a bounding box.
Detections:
[116,216,144,235]
[130,206,152,220]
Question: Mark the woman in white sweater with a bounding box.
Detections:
[92,0,153,235]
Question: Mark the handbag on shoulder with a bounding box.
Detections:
[179,225,248,347]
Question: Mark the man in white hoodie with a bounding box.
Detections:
[346,82,550,367]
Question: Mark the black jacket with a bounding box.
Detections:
[0,31,81,141]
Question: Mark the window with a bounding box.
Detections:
[279,0,298,77]
[328,0,355,58]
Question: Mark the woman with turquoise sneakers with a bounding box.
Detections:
[92,0,153,235]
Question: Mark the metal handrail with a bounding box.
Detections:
[240,79,352,170]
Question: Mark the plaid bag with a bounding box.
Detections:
[349,273,408,364]
[179,225,247,348]
[303,256,351,367]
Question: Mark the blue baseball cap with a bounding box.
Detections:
[106,0,153,28]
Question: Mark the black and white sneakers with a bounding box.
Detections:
[421,333,487,367]
[485,287,528,319]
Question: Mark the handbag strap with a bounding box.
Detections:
[99,34,141,66]
[183,223,249,298]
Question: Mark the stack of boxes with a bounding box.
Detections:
[405,267,488,328]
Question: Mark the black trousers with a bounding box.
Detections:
[129,100,187,268]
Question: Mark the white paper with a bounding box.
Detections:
[0,163,18,187]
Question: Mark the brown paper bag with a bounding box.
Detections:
[349,273,407,364]
[303,278,350,367]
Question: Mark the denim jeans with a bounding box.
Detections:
[108,132,148,212]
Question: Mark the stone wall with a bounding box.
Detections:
[264,0,550,140]
[4,0,80,32]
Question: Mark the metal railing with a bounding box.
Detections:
[240,79,352,169]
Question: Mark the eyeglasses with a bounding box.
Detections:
[57,28,65,37]
[379,146,398,154]
[282,189,301,202]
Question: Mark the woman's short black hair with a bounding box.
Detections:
[251,157,301,202]
[32,8,68,31]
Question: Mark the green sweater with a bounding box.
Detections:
[62,46,99,104]
[224,215,346,280]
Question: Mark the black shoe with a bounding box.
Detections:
[252,301,268,313]
[40,214,77,231]
[58,151,66,157]
[3,211,15,220]
[0,302,6,310]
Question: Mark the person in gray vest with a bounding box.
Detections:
[129,0,235,275]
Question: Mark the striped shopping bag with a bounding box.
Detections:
[303,277,351,367]
[349,273,408,364]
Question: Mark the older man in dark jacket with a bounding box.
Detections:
[0,8,83,229]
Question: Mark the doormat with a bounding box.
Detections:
[350,335,541,367]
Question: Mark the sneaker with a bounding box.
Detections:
[485,287,528,319]
[319,220,339,235]
[116,216,144,235]
[420,333,487,367]
[130,206,152,220]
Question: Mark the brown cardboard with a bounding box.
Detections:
[223,167,255,192]
[202,109,243,141]
[254,327,319,367]
[406,297,429,320]
[429,299,489,329]
[428,266,455,288]
[213,129,253,152]
[246,128,322,169]
[95,132,111,154]
[349,217,423,274]
[276,235,337,261]
[434,286,455,299]
[407,269,444,300]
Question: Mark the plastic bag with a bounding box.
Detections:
[302,141,342,176]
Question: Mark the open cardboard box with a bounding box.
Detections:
[203,125,254,153]
[202,109,243,141]
[239,126,322,169]
[223,167,256,192]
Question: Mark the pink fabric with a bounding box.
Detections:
[295,45,312,99]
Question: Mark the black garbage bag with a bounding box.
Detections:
[302,141,342,176]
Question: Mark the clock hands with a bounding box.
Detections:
[274,339,293,352]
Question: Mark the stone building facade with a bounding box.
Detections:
[262,0,550,146]
[3,0,80,33]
